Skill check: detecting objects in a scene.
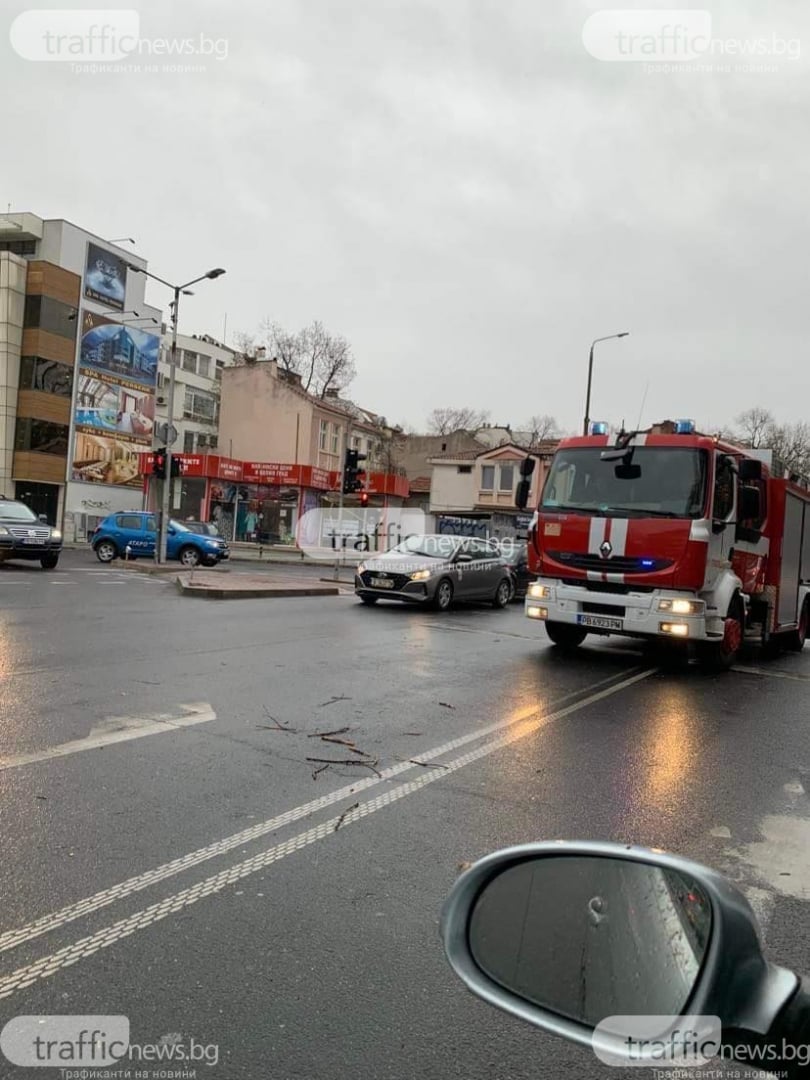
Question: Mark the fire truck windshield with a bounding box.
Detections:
[541,447,708,519]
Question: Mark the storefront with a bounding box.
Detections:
[139,452,409,543]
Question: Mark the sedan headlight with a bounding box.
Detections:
[527,582,551,600]
[357,563,367,575]
[657,598,704,615]
[410,569,432,581]
[50,529,62,540]
[0,526,9,536]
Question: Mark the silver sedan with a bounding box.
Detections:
[354,534,513,611]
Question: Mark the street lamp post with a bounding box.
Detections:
[583,332,629,436]
[127,264,225,562]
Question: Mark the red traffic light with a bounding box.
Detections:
[359,491,369,506]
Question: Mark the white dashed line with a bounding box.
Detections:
[0,666,655,999]
[0,668,652,963]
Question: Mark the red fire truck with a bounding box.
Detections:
[515,420,810,669]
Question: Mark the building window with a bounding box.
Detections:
[182,350,198,373]
[14,418,70,456]
[157,372,167,390]
[0,239,36,256]
[499,465,515,491]
[352,435,361,449]
[23,295,77,340]
[182,387,217,423]
[481,465,495,490]
[19,356,73,397]
[214,361,224,380]
[457,465,472,474]
[331,425,339,454]
[319,420,329,451]
[184,431,196,453]
[197,355,210,379]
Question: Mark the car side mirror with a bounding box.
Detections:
[441,842,798,1068]
[167,527,176,536]
[515,479,531,511]
[739,486,761,521]
[38,514,49,524]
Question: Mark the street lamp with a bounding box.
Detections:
[127,264,226,561]
[583,332,629,436]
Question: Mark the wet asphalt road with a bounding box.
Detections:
[1,549,810,1078]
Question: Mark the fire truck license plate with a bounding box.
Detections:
[577,614,623,631]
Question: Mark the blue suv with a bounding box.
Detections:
[92,512,230,567]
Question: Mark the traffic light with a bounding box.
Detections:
[343,448,367,494]
[152,448,167,479]
[359,490,369,507]
[170,455,183,479]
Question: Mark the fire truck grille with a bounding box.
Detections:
[547,552,673,574]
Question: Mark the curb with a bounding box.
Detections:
[175,578,340,600]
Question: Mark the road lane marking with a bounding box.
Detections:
[0,704,216,772]
[0,668,652,957]
[0,666,655,999]
[732,665,810,682]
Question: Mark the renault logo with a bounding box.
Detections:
[599,540,613,559]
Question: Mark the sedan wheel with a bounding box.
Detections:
[179,546,201,567]
[433,579,454,611]
[492,579,512,608]
[95,540,117,563]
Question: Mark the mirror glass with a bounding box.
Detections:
[469,855,712,1027]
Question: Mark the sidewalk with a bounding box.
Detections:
[66,540,333,567]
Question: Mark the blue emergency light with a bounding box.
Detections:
[674,419,696,434]
[589,421,610,436]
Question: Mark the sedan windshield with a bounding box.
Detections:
[389,535,461,559]
[541,448,708,519]
[0,501,38,522]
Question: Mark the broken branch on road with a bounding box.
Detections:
[334,802,360,832]
[307,727,351,738]
[408,759,450,769]
[306,757,381,777]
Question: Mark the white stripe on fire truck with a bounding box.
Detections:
[631,433,648,446]
[608,518,628,557]
[588,518,606,554]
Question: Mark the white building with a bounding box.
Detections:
[155,333,235,456]
[0,212,162,537]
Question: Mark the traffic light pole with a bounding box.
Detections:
[158,285,181,563]
[333,421,348,582]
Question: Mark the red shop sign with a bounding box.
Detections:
[242,461,303,484]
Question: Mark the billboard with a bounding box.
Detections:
[72,311,159,489]
[84,242,128,310]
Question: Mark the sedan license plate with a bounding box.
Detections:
[577,613,623,631]
[22,537,43,545]
[370,576,394,589]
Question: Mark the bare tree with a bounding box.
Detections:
[230,330,256,363]
[426,407,490,434]
[524,414,561,445]
[254,319,357,396]
[735,407,774,449]
[766,421,810,478]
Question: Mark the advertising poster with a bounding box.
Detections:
[72,311,159,489]
[84,242,128,310]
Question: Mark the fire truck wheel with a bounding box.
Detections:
[787,600,808,652]
[699,596,744,672]
[544,622,587,650]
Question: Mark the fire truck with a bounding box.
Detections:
[515,420,810,670]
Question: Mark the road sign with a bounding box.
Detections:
[154,422,178,446]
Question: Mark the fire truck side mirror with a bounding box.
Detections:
[739,459,763,482]
[519,458,536,478]
[515,479,531,510]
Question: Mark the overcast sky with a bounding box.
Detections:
[3,1,809,434]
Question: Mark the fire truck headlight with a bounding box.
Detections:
[527,582,551,600]
[660,622,690,637]
[658,598,705,615]
[527,605,548,620]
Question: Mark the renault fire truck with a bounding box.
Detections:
[515,420,810,669]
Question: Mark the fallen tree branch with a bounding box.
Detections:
[311,763,330,780]
[408,759,450,769]
[306,757,381,777]
[260,709,296,732]
[307,726,351,738]
[334,801,360,832]
[318,695,351,708]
